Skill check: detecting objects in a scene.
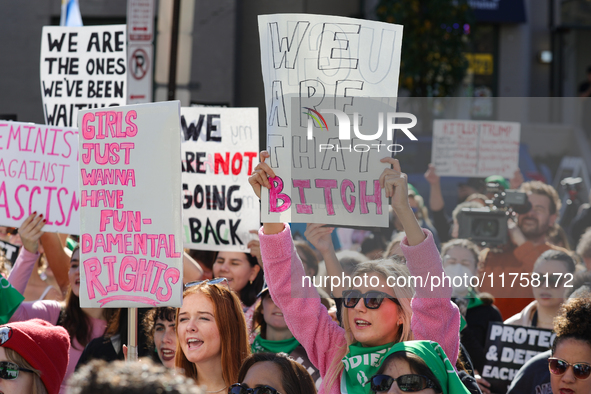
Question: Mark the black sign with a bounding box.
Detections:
[482,322,555,393]
[0,240,20,266]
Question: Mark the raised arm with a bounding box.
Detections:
[248,151,347,374]
[304,223,345,297]
[379,157,426,246]
[7,214,45,294]
[381,158,460,364]
[40,232,71,295]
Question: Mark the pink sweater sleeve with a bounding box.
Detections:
[9,300,61,325]
[401,229,460,365]
[259,224,347,379]
[7,248,39,294]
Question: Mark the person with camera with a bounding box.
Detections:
[477,181,567,320]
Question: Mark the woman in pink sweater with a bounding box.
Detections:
[248,153,460,394]
[8,214,114,393]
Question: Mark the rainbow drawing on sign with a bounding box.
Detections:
[303,107,328,131]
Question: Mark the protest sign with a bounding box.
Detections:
[432,120,520,178]
[0,240,20,266]
[41,25,127,127]
[482,321,555,393]
[180,107,259,251]
[0,121,80,233]
[78,101,183,308]
[258,14,407,227]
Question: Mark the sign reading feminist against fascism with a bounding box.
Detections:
[432,120,520,178]
[0,122,80,233]
[41,25,127,127]
[258,14,405,227]
[78,101,183,308]
[181,107,260,251]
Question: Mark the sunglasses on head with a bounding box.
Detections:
[0,361,35,380]
[184,277,228,290]
[342,289,400,310]
[370,374,439,393]
[229,383,282,394]
[549,357,591,380]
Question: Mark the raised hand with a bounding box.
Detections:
[248,151,275,199]
[247,229,263,267]
[379,157,411,214]
[424,163,440,186]
[304,223,335,256]
[19,213,46,254]
[379,157,426,246]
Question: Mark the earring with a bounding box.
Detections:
[250,280,253,285]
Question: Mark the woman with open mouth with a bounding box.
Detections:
[7,213,118,393]
[176,278,250,393]
[143,307,177,368]
[248,152,461,394]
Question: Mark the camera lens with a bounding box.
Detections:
[473,218,499,238]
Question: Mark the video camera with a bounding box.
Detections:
[457,184,532,247]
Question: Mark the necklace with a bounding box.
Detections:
[206,386,228,393]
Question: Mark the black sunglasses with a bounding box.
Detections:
[184,277,228,290]
[549,357,591,380]
[342,289,401,309]
[370,374,440,393]
[0,361,35,380]
[229,383,282,394]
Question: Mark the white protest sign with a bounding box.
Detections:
[258,14,405,227]
[181,107,260,251]
[432,120,520,178]
[41,25,127,127]
[78,101,183,308]
[0,121,80,233]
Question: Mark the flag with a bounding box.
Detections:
[60,0,83,27]
[0,276,24,324]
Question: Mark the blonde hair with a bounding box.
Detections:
[5,348,48,394]
[323,258,415,391]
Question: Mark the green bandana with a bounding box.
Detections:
[379,341,470,394]
[0,277,24,325]
[466,288,484,310]
[341,342,394,394]
[251,335,300,355]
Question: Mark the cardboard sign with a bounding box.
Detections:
[0,121,80,233]
[181,107,260,251]
[78,101,183,308]
[432,120,520,178]
[258,14,405,227]
[0,240,20,266]
[482,322,555,393]
[40,25,127,128]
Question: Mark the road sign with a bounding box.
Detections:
[128,44,153,103]
[127,0,155,42]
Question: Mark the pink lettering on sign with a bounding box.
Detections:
[0,182,78,226]
[292,179,312,214]
[82,254,181,304]
[315,179,338,216]
[268,176,291,213]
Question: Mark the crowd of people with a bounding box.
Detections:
[1,152,591,394]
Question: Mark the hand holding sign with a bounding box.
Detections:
[379,157,426,246]
[248,151,275,200]
[18,213,46,254]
